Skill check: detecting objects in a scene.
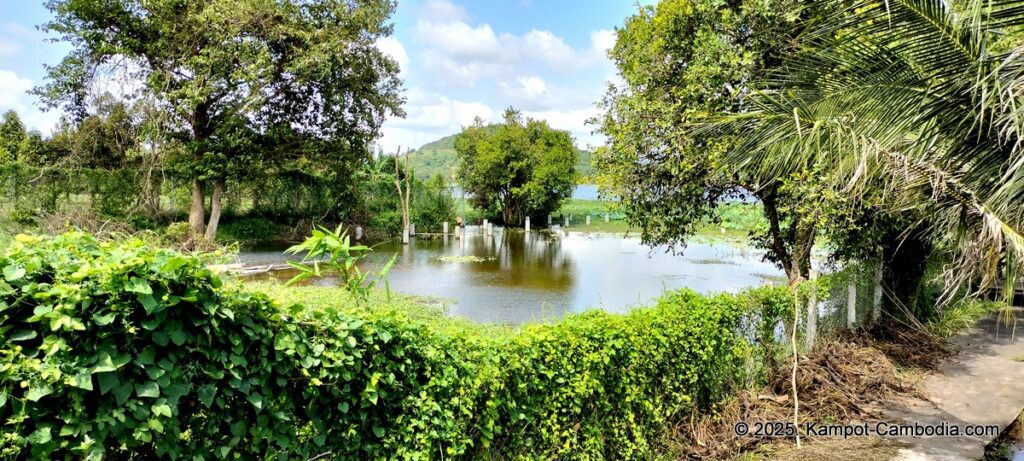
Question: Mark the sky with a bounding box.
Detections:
[0,0,649,151]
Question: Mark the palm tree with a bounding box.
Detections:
[700,0,1024,303]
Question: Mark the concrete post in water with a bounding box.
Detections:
[483,218,488,228]
[847,274,857,328]
[410,223,415,236]
[806,268,819,350]
[455,225,462,240]
[487,222,493,236]
[564,216,569,227]
[525,216,530,232]
[547,215,552,226]
[586,215,591,226]
[872,261,883,323]
[604,213,609,223]
[443,221,449,235]
[402,226,410,245]
[355,225,363,240]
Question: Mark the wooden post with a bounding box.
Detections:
[872,261,883,322]
[806,269,818,350]
[847,276,857,328]
[525,216,530,232]
[443,221,449,234]
[355,226,363,240]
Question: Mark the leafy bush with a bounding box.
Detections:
[161,221,190,243]
[217,217,280,242]
[0,233,790,459]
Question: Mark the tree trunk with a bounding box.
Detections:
[188,179,206,243]
[203,179,225,243]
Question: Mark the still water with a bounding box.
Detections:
[237,226,784,324]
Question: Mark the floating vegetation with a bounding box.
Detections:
[438,255,497,263]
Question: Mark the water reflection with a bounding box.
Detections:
[237,226,783,324]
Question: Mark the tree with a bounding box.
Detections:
[37,0,404,245]
[699,0,1024,314]
[595,0,818,284]
[0,111,27,162]
[455,109,577,226]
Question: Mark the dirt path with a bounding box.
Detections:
[882,308,1024,460]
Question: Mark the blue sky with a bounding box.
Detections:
[0,0,649,150]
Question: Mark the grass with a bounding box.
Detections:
[927,299,1008,338]
[550,200,765,242]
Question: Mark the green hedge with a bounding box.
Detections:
[0,232,788,459]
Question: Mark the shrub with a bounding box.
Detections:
[217,217,280,242]
[0,233,790,459]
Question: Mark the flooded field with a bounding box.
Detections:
[237,226,784,323]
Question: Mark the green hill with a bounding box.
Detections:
[407,134,459,180]
[407,132,595,182]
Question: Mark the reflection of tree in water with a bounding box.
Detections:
[462,231,574,290]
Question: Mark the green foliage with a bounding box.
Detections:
[595,0,803,251]
[217,217,281,243]
[407,133,461,180]
[928,299,1008,338]
[455,109,578,226]
[408,130,594,184]
[0,232,793,459]
[285,226,396,305]
[412,174,457,232]
[38,0,405,242]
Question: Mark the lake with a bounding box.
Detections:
[237,226,784,324]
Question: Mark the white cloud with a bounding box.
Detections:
[0,69,61,133]
[590,29,616,56]
[378,89,494,152]
[376,36,410,72]
[412,1,612,88]
[517,76,546,97]
[523,30,580,69]
[419,0,468,23]
[523,107,604,148]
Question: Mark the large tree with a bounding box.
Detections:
[37,0,404,245]
[455,109,577,226]
[700,0,1024,311]
[595,0,818,283]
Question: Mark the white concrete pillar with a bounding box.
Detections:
[486,222,493,236]
[604,213,609,223]
[355,225,363,240]
[847,277,857,328]
[564,216,569,227]
[586,215,591,225]
[525,216,530,232]
[547,215,552,226]
[410,223,415,236]
[806,269,819,349]
[443,221,449,234]
[872,261,883,322]
[455,226,462,240]
[402,227,410,244]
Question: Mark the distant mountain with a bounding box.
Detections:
[406,132,596,182]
